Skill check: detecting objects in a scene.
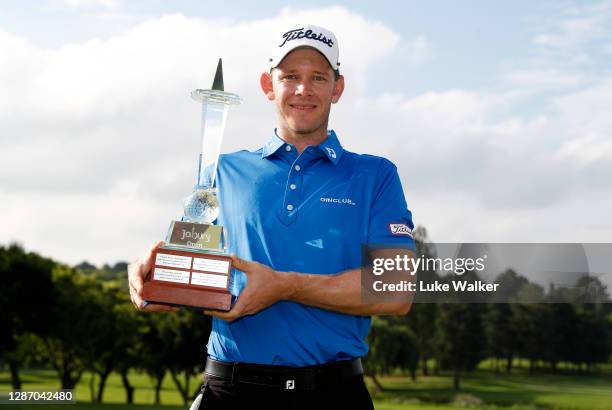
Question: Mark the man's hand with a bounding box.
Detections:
[128,241,179,313]
[204,255,293,322]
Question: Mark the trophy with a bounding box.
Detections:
[142,59,241,311]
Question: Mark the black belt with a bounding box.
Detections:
[204,357,363,391]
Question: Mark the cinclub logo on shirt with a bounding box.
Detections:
[320,197,356,206]
[388,223,413,238]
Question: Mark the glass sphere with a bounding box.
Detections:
[183,188,219,223]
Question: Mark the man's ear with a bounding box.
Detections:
[331,74,345,104]
[260,72,275,101]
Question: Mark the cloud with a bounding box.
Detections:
[51,0,123,10]
[0,8,410,264]
[553,78,612,165]
[0,9,403,195]
[503,68,586,88]
[1,5,611,266]
[332,72,612,232]
[501,1,612,95]
[533,15,608,49]
[532,1,612,50]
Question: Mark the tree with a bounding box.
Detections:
[113,293,147,404]
[572,307,610,370]
[44,265,101,389]
[484,303,515,373]
[74,261,97,274]
[0,244,55,389]
[406,227,439,376]
[435,303,485,390]
[484,269,530,373]
[111,262,128,273]
[364,317,418,391]
[511,303,547,373]
[492,269,529,303]
[573,275,610,304]
[80,279,131,403]
[165,311,212,405]
[138,313,173,405]
[608,313,612,364]
[405,304,437,376]
[541,302,577,372]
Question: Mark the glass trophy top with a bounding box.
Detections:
[189,59,242,198]
[181,58,241,228]
[183,187,219,223]
[191,59,242,106]
[191,89,242,106]
[160,59,236,257]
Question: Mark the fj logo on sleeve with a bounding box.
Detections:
[286,380,295,390]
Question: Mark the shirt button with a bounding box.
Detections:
[286,204,294,211]
[295,165,301,171]
[285,145,292,151]
[290,184,297,190]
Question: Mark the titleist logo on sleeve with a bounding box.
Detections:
[279,28,334,48]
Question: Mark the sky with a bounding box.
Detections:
[1,0,611,267]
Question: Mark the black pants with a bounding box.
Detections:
[193,374,374,410]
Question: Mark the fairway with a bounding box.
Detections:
[2,364,612,410]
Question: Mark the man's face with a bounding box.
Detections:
[261,47,344,137]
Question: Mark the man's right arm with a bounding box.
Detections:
[128,241,179,312]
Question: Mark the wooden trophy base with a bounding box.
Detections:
[142,247,233,311]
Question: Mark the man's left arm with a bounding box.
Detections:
[286,252,416,316]
[206,251,414,321]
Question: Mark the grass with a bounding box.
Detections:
[0,369,200,406]
[1,362,611,409]
[370,371,612,409]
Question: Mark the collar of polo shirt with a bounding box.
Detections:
[261,129,344,165]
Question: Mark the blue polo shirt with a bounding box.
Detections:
[207,129,415,366]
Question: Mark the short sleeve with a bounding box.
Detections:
[367,159,415,247]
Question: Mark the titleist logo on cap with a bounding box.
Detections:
[279,28,334,48]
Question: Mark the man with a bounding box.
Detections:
[128,25,415,409]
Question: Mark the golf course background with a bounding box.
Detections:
[2,232,611,409]
[2,361,612,409]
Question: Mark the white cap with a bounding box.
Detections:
[269,25,340,73]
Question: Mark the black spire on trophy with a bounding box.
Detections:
[211,58,224,91]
